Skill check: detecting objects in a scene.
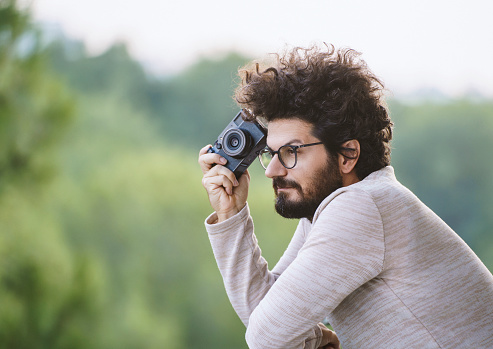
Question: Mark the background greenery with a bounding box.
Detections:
[1,0,492,347]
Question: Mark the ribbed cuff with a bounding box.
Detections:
[204,203,250,235]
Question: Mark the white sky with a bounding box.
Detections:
[31,0,493,98]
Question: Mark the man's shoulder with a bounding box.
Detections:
[313,166,407,221]
[347,165,412,203]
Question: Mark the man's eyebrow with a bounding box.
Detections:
[267,139,303,149]
[286,139,303,145]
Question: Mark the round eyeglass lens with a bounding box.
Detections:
[259,150,272,169]
[279,145,297,168]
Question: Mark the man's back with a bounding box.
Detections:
[322,166,493,347]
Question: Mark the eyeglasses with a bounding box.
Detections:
[259,142,358,170]
[258,142,324,169]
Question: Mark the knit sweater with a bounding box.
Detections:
[205,166,493,348]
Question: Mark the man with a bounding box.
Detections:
[198,45,493,349]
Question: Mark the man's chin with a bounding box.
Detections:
[274,193,319,220]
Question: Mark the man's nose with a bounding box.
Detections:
[265,155,288,179]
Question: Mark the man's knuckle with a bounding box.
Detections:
[201,177,209,187]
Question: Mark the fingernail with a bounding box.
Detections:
[234,179,239,186]
[220,157,227,164]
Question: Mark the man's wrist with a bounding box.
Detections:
[205,203,249,230]
[216,204,246,223]
[216,212,237,223]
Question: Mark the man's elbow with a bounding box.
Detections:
[245,316,291,349]
[245,321,273,349]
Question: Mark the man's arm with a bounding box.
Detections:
[200,143,310,324]
[206,203,335,348]
[205,204,309,325]
[200,143,274,324]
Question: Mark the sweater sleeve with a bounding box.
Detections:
[245,189,385,349]
[205,203,308,326]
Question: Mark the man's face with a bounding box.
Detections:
[264,118,343,220]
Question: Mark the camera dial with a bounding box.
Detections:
[222,128,251,158]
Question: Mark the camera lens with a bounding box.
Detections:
[229,137,240,148]
[222,129,251,158]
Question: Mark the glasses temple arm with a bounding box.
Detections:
[338,147,358,159]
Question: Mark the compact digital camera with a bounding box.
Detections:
[208,110,267,178]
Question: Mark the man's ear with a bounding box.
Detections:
[338,139,360,175]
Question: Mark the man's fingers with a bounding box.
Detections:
[199,144,212,156]
[204,165,238,187]
[319,327,340,349]
[198,145,228,174]
[238,169,250,185]
[202,173,235,196]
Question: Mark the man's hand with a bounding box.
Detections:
[198,145,250,222]
[318,326,340,349]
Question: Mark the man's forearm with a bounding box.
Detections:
[206,204,277,325]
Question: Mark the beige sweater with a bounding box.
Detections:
[205,166,493,348]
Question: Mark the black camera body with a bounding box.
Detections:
[208,110,267,178]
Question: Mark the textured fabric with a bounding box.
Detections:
[205,166,493,349]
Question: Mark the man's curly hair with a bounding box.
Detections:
[235,44,393,180]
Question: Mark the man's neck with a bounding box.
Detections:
[342,171,360,187]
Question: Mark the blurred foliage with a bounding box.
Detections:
[0,0,73,189]
[0,0,100,348]
[0,0,492,348]
[45,38,248,148]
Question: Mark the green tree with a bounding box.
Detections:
[154,52,250,147]
[0,0,73,188]
[0,1,107,348]
[45,39,152,110]
[45,37,250,149]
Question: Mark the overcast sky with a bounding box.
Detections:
[31,0,493,98]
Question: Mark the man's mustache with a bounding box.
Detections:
[272,177,302,193]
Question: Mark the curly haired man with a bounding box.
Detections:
[198,45,493,349]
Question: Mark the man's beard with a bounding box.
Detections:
[273,157,342,221]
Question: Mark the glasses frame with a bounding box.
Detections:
[259,142,357,170]
[258,142,323,170]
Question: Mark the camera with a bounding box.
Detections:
[208,110,267,178]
